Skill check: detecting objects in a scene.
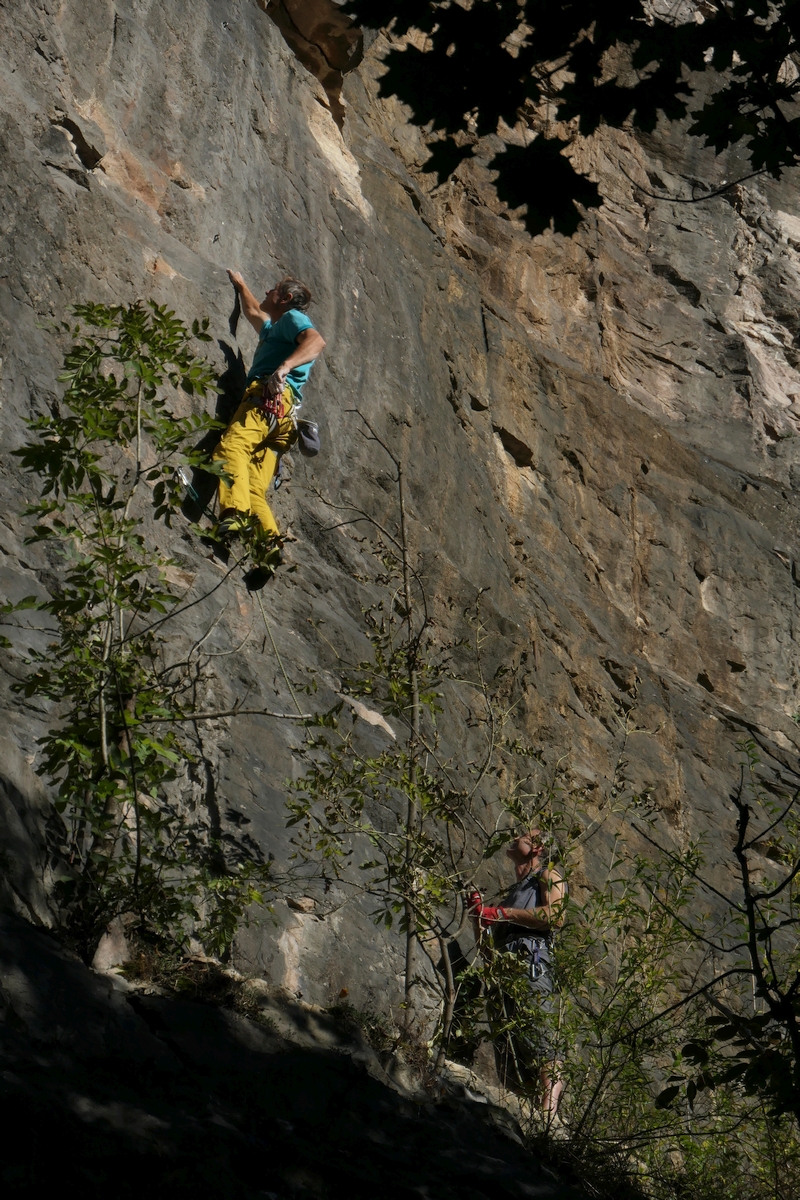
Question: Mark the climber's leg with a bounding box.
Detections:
[245,387,297,536]
[212,398,269,518]
[248,444,280,535]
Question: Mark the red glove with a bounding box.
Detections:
[476,905,508,929]
[467,892,508,928]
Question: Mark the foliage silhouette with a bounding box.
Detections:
[345,0,800,235]
[643,742,800,1126]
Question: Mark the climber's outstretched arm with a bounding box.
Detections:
[227,269,269,333]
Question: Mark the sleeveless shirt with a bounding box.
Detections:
[492,870,560,985]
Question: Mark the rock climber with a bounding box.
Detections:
[212,269,326,554]
[469,828,566,1118]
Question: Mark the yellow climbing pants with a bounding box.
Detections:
[212,383,296,535]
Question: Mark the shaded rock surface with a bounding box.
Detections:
[0,911,580,1198]
[2,0,800,1026]
[263,0,363,126]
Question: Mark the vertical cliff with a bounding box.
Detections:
[2,0,800,1013]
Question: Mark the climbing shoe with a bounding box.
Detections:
[243,564,276,591]
[243,530,285,589]
[216,510,250,540]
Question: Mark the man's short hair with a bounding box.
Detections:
[276,277,312,312]
[525,827,562,864]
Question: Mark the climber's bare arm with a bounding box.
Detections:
[283,327,326,371]
[266,327,327,396]
[227,270,269,333]
[502,869,566,933]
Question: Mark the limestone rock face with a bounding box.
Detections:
[2,0,800,1006]
[262,0,363,125]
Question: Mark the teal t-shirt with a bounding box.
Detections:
[247,309,316,401]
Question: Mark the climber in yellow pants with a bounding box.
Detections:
[212,380,297,537]
[214,269,326,542]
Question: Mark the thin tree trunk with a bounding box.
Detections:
[435,930,457,1070]
[398,458,420,1024]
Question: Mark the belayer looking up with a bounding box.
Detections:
[213,269,326,540]
[469,829,566,1117]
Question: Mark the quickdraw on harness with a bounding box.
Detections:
[254,380,287,435]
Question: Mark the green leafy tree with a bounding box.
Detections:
[642,742,800,1128]
[0,302,290,958]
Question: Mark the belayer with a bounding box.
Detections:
[213,269,326,554]
[469,828,566,1118]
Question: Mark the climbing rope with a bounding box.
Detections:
[254,588,305,719]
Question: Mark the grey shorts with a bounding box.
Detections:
[490,971,558,1075]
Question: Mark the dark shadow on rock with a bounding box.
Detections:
[215,338,248,425]
[0,739,63,926]
[181,340,247,524]
[438,937,484,1066]
[0,911,587,1200]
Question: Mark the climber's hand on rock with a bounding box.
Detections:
[466,890,483,916]
[227,269,245,291]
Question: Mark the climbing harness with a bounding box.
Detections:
[248,377,321,484]
[494,870,566,991]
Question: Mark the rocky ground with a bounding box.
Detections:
[0,911,586,1199]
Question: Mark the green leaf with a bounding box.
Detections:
[655,1084,682,1111]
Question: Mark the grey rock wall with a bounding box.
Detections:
[2,0,800,1006]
